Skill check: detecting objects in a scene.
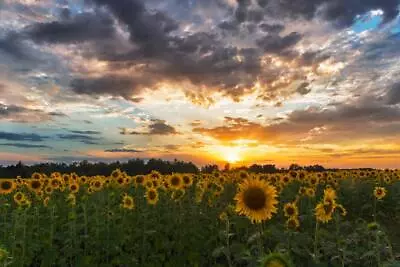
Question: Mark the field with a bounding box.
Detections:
[0,169,400,267]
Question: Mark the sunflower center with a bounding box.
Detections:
[243,187,267,211]
[171,177,180,186]
[31,180,41,189]
[136,176,144,184]
[1,181,12,190]
[148,191,157,200]
[286,207,295,216]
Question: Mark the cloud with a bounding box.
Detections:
[256,0,399,28]
[70,75,148,100]
[68,130,101,135]
[0,103,65,123]
[104,148,142,152]
[0,143,51,149]
[26,11,116,44]
[121,120,179,135]
[256,32,302,54]
[0,131,48,142]
[57,134,101,142]
[386,82,400,105]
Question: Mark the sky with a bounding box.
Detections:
[0,0,400,168]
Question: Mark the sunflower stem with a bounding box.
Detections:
[225,217,233,267]
[257,223,264,256]
[373,197,382,267]
[313,220,319,263]
[335,213,344,267]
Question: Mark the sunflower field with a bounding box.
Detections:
[1,169,400,267]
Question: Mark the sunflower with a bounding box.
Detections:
[69,183,79,194]
[281,175,290,185]
[182,174,193,187]
[169,174,183,190]
[283,202,298,218]
[336,204,347,216]
[309,176,318,187]
[31,172,43,180]
[219,211,228,221]
[315,200,336,223]
[374,187,386,200]
[50,172,61,179]
[62,174,70,184]
[152,179,160,188]
[116,177,125,187]
[323,187,337,203]
[19,198,31,208]
[13,192,25,205]
[286,217,300,230]
[0,179,16,194]
[171,189,186,202]
[235,178,278,223]
[110,169,122,180]
[27,179,43,193]
[66,193,76,206]
[145,188,159,205]
[298,187,307,196]
[91,179,103,191]
[145,179,154,189]
[260,252,294,267]
[238,170,249,179]
[70,172,79,181]
[79,176,88,184]
[43,196,50,207]
[148,170,161,180]
[44,186,53,195]
[133,175,145,186]
[121,195,135,210]
[50,178,61,189]
[306,187,315,198]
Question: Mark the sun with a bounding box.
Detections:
[221,146,242,163]
[226,150,240,163]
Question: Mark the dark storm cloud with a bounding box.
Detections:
[258,23,284,33]
[90,0,178,54]
[104,148,142,152]
[0,33,37,61]
[3,0,397,105]
[0,143,52,149]
[26,11,116,44]
[120,120,178,135]
[0,132,48,142]
[386,82,400,105]
[256,32,302,54]
[70,75,147,99]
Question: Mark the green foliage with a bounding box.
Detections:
[0,170,399,266]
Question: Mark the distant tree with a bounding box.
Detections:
[289,163,303,171]
[223,163,230,172]
[201,164,219,173]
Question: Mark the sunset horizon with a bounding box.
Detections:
[1,0,400,169]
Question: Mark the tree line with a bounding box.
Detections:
[0,159,329,178]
